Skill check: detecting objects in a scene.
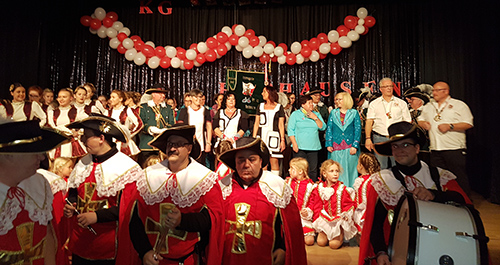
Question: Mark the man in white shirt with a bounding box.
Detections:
[365,77,411,169]
[418,81,474,195]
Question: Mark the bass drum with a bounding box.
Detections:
[388,193,489,265]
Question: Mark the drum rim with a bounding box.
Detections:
[463,204,490,265]
[388,192,418,265]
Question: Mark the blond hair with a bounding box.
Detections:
[358,153,380,175]
[51,157,73,175]
[289,157,309,178]
[336,92,354,109]
[319,159,343,182]
[143,155,162,168]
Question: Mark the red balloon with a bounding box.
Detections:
[102,17,113,28]
[330,42,342,55]
[228,34,239,46]
[117,44,127,54]
[160,57,171,68]
[308,38,319,50]
[80,16,91,27]
[216,32,229,44]
[117,33,127,42]
[206,37,218,49]
[189,43,198,53]
[317,33,328,44]
[184,60,194,70]
[155,46,166,58]
[361,26,369,35]
[244,29,255,38]
[319,53,327,59]
[337,25,349,37]
[267,41,276,47]
[130,35,141,43]
[300,40,309,48]
[231,24,238,33]
[344,15,357,30]
[271,55,278,62]
[249,36,260,47]
[134,41,145,51]
[205,50,217,62]
[106,12,119,22]
[89,19,101,30]
[176,48,186,60]
[286,53,296,65]
[301,46,312,57]
[365,16,376,28]
[196,53,206,64]
[216,44,228,56]
[278,43,288,52]
[259,53,270,64]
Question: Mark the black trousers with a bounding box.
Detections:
[430,149,471,196]
[72,255,115,265]
[294,150,319,182]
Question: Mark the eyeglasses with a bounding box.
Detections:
[391,142,416,149]
[433,89,448,92]
[166,142,190,149]
[380,85,393,88]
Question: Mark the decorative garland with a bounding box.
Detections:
[80,7,376,70]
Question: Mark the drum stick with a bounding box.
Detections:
[65,198,97,235]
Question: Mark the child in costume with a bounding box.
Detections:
[352,153,380,234]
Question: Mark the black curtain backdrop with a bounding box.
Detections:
[1,0,499,202]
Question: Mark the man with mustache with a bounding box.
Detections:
[119,124,224,265]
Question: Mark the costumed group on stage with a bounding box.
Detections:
[0,78,489,265]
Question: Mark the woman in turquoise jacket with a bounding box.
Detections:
[325,92,361,187]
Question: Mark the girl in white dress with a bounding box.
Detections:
[0,83,46,126]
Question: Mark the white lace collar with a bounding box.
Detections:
[147,100,166,108]
[138,158,218,207]
[68,152,143,197]
[37,169,67,195]
[0,173,53,235]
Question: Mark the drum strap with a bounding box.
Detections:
[390,166,442,192]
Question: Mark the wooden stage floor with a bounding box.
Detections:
[305,192,500,265]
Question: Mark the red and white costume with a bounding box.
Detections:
[47,105,88,159]
[0,173,53,265]
[352,174,373,233]
[0,100,47,126]
[215,162,232,180]
[106,106,142,156]
[219,171,307,265]
[312,181,357,241]
[285,177,317,236]
[67,151,143,260]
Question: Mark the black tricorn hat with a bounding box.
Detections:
[305,89,323,96]
[66,114,127,143]
[148,124,201,160]
[145,83,169,94]
[374,121,427,156]
[403,87,430,104]
[218,137,270,171]
[0,120,70,153]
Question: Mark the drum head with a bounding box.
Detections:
[388,193,417,265]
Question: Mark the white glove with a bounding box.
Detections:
[148,126,167,136]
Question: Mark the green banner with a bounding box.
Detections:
[226,69,265,115]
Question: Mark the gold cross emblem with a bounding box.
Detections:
[145,203,187,254]
[226,203,262,254]
[0,222,45,265]
[77,182,108,214]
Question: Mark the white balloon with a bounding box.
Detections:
[94,7,106,20]
[355,25,365,34]
[347,31,360,41]
[319,43,331,54]
[258,36,267,47]
[357,7,368,19]
[358,18,365,26]
[134,52,146,66]
[338,36,352,48]
[106,28,118,38]
[97,26,107,38]
[234,25,246,36]
[112,21,124,31]
[148,56,160,69]
[197,42,208,54]
[235,45,243,52]
[89,28,97,34]
[119,27,131,36]
[166,46,177,58]
[180,60,186,70]
[125,48,137,61]
[310,51,320,62]
[252,46,264,57]
[194,60,202,67]
[290,41,302,54]
[145,41,155,48]
[221,26,232,37]
[122,38,134,49]
[225,42,232,51]
[264,43,275,54]
[91,14,96,19]
[186,49,197,60]
[328,30,340,43]
[242,46,253,59]
[273,46,284,57]
[277,55,286,65]
[296,54,305,65]
[109,38,120,49]
[238,37,249,48]
[171,57,181,68]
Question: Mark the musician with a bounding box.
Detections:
[138,84,175,166]
[358,121,470,265]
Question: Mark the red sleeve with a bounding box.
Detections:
[203,183,225,265]
[442,179,472,204]
[358,184,378,265]
[116,183,142,265]
[280,199,308,265]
